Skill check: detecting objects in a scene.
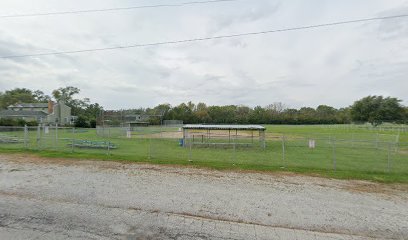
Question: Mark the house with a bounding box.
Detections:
[124,114,150,123]
[0,101,73,125]
[0,109,48,122]
[124,114,150,129]
[45,101,73,125]
[8,103,49,113]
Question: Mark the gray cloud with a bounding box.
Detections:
[0,0,407,109]
[377,6,408,40]
[208,0,281,34]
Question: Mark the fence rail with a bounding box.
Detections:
[0,125,406,175]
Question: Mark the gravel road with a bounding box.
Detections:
[0,154,407,240]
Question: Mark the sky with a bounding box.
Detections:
[0,0,407,110]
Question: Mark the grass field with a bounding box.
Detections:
[0,124,407,183]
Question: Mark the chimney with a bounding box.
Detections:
[48,100,54,114]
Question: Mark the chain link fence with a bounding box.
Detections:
[0,125,406,174]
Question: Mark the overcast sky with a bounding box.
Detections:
[0,0,407,109]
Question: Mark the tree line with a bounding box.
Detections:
[1,86,407,126]
[114,97,408,126]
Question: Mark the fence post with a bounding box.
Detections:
[282,135,286,167]
[375,133,379,149]
[108,126,110,156]
[36,124,41,150]
[107,140,110,155]
[24,125,28,149]
[148,137,152,160]
[55,123,58,150]
[387,143,392,173]
[332,137,336,171]
[351,133,354,148]
[395,132,400,153]
[233,132,236,164]
[71,127,75,153]
[188,139,192,162]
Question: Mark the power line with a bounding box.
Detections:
[1,14,408,59]
[0,0,238,18]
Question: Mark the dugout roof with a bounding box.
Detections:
[182,124,265,131]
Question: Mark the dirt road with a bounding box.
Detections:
[0,154,407,239]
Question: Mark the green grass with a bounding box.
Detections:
[0,124,407,183]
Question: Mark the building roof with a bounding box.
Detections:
[8,103,48,108]
[0,109,48,117]
[182,124,266,131]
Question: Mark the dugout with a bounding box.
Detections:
[182,124,266,148]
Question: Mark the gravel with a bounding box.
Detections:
[0,154,407,240]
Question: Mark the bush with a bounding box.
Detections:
[89,119,97,128]
[0,118,38,126]
[26,120,39,126]
[74,116,90,128]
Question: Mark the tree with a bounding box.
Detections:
[298,107,317,124]
[249,106,268,124]
[266,102,287,114]
[194,103,211,123]
[316,105,337,124]
[52,86,80,102]
[0,88,38,109]
[84,103,103,121]
[153,103,171,123]
[168,103,194,123]
[33,90,51,102]
[336,107,351,124]
[350,96,404,126]
[405,107,408,123]
[207,105,237,124]
[52,86,90,116]
[235,105,251,124]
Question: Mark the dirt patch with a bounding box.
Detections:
[340,181,408,196]
[398,149,408,155]
[133,131,183,139]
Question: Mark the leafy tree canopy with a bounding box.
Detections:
[0,88,50,109]
[350,96,404,126]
